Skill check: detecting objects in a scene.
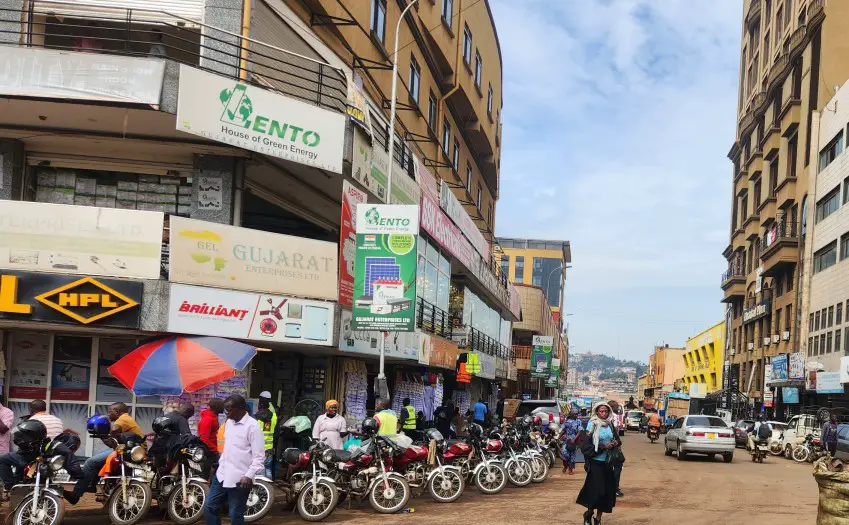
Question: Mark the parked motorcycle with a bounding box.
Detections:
[95,434,153,525]
[792,434,824,463]
[769,432,785,456]
[293,441,339,522]
[488,426,533,487]
[508,417,549,484]
[538,425,560,469]
[441,424,508,495]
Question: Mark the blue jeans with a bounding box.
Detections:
[263,453,273,479]
[72,447,113,499]
[0,452,28,490]
[204,477,249,525]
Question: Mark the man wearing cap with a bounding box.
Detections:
[255,391,277,478]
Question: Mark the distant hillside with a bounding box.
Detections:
[570,353,647,377]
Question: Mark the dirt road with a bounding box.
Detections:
[59,432,818,524]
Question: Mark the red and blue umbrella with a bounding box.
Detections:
[108,336,257,396]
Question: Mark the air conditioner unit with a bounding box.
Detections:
[748,342,755,350]
[773,334,780,343]
[782,330,791,341]
[730,347,736,355]
[763,337,771,346]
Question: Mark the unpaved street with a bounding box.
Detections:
[57,432,819,525]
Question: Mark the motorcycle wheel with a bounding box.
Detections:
[505,458,533,487]
[473,464,507,495]
[166,480,209,525]
[529,456,548,484]
[243,479,274,523]
[368,474,410,514]
[107,480,153,525]
[13,492,65,525]
[296,480,338,522]
[769,442,784,456]
[427,469,465,503]
[791,446,810,463]
[545,448,557,469]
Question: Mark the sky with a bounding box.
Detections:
[489,0,743,363]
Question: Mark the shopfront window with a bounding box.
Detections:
[417,236,451,313]
[51,336,92,401]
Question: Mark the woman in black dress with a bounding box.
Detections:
[576,403,621,525]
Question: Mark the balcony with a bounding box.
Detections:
[809,0,825,30]
[761,123,781,157]
[721,268,746,303]
[746,1,762,27]
[739,110,757,136]
[744,213,761,240]
[758,197,777,225]
[781,97,802,136]
[416,297,452,339]
[759,221,799,276]
[513,345,532,370]
[789,25,807,60]
[768,54,791,91]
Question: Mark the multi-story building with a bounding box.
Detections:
[510,284,567,399]
[644,345,686,404]
[683,321,726,393]
[0,0,519,449]
[636,373,649,405]
[495,237,571,322]
[722,0,847,412]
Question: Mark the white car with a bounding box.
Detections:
[625,410,645,431]
[664,415,735,463]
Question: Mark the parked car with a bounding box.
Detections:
[732,419,756,448]
[665,415,735,463]
[625,410,645,431]
[835,424,849,461]
[782,414,820,458]
[515,399,564,426]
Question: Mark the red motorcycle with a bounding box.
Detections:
[442,424,508,495]
[393,429,465,503]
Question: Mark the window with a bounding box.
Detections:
[810,313,815,332]
[474,49,482,88]
[451,138,459,171]
[845,177,849,204]
[487,83,493,116]
[821,334,827,354]
[500,255,509,278]
[462,24,472,65]
[515,256,524,284]
[829,306,835,327]
[487,205,493,228]
[787,269,794,291]
[427,91,437,131]
[370,0,387,43]
[816,188,840,223]
[827,331,833,353]
[839,303,844,325]
[775,308,782,335]
[466,162,472,193]
[416,237,451,313]
[819,131,844,172]
[816,311,821,331]
[408,54,421,103]
[764,30,770,57]
[837,330,843,356]
[442,0,453,28]
[753,179,762,209]
[814,336,819,355]
[442,118,450,155]
[808,337,813,356]
[846,327,849,354]
[775,4,783,30]
[785,306,792,335]
[776,275,784,296]
[787,134,799,179]
[769,159,778,195]
[477,184,482,207]
[842,232,849,261]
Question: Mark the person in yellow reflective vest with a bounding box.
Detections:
[399,397,417,432]
[256,391,277,478]
[373,397,398,437]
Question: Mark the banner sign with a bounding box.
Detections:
[763,391,774,408]
[764,362,773,386]
[782,387,799,404]
[346,76,372,135]
[0,47,165,105]
[439,180,489,258]
[169,216,338,300]
[546,357,561,388]
[0,271,141,328]
[351,132,418,205]
[817,371,844,394]
[789,352,805,380]
[0,201,163,279]
[771,354,788,383]
[530,335,553,378]
[476,352,496,380]
[167,283,335,346]
[352,205,419,331]
[420,190,475,268]
[338,310,418,360]
[414,154,439,200]
[176,65,345,174]
[339,181,367,307]
[421,333,459,370]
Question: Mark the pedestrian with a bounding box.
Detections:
[577,402,621,525]
[165,402,195,435]
[255,392,277,478]
[204,394,265,525]
[198,399,224,478]
[27,400,63,439]
[313,400,348,449]
[0,399,14,455]
[822,413,839,456]
[373,398,398,437]
[472,397,488,426]
[560,410,582,474]
[434,399,452,438]
[398,397,416,433]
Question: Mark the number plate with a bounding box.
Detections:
[707,433,716,439]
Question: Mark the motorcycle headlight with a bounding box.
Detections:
[130,446,146,463]
[322,449,335,464]
[49,455,65,472]
[191,448,205,462]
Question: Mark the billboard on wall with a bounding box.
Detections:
[0,201,163,279]
[531,335,554,378]
[351,131,419,205]
[339,181,368,307]
[176,65,346,174]
[352,205,419,331]
[338,309,418,360]
[789,352,805,379]
[169,216,338,301]
[439,180,489,258]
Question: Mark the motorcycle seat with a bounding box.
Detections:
[333,449,352,462]
[445,438,465,446]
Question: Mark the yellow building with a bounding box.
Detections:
[495,238,571,318]
[683,321,726,393]
[636,374,649,404]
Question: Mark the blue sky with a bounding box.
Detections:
[489,1,742,362]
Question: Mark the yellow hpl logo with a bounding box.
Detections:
[35,277,138,324]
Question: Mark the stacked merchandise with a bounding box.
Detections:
[343,360,368,427]
[159,371,248,434]
[392,371,426,416]
[452,388,471,416]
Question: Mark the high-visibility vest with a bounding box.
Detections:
[257,406,277,450]
[403,405,416,430]
[466,352,481,374]
[217,424,225,453]
[375,410,398,436]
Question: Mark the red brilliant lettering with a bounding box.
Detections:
[179,301,191,312]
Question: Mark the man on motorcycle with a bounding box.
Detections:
[0,421,83,500]
[747,420,772,452]
[646,410,662,433]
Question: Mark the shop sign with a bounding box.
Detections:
[807,370,817,391]
[352,205,419,331]
[817,371,844,394]
[418,333,431,365]
[477,352,496,379]
[346,76,372,135]
[530,335,553,378]
[0,47,166,105]
[771,354,788,383]
[841,356,849,384]
[420,190,474,268]
[782,387,799,404]
[350,132,419,205]
[764,362,773,386]
[338,309,418,360]
[439,180,489,259]
[176,65,346,174]
[0,272,141,328]
[742,301,769,323]
[169,216,338,301]
[339,181,367,307]
[413,154,439,200]
[789,352,806,379]
[763,391,774,408]
[424,333,459,370]
[495,357,507,379]
[546,357,561,388]
[0,201,164,279]
[167,283,335,346]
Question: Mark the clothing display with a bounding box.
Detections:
[391,371,444,423]
[452,388,471,416]
[343,360,368,426]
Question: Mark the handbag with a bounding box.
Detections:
[606,446,625,466]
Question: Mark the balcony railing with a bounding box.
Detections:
[512,345,532,360]
[746,0,761,27]
[416,297,452,339]
[759,220,799,255]
[468,326,510,359]
[789,25,807,58]
[768,54,791,89]
[721,266,745,286]
[0,0,347,112]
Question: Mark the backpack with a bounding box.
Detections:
[757,423,772,440]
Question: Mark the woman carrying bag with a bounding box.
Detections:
[576,402,623,525]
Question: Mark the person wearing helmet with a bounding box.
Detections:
[0,421,83,498]
[164,403,194,436]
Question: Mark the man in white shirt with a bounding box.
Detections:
[203,394,264,525]
[27,400,64,439]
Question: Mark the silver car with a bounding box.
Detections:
[664,415,735,463]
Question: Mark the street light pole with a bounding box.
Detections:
[377,0,420,395]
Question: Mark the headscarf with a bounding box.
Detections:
[589,402,615,452]
[325,399,338,410]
